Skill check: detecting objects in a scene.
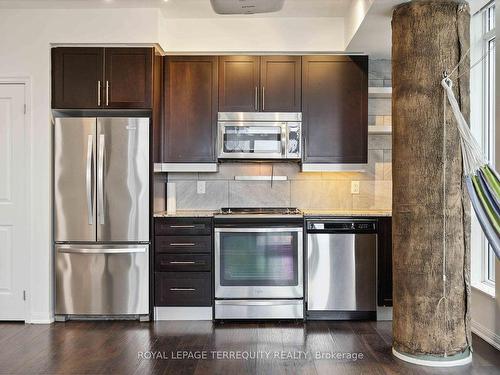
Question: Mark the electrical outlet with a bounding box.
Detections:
[197,181,206,194]
[351,181,360,194]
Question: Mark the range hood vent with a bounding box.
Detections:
[210,0,285,15]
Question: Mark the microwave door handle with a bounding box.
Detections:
[255,86,258,111]
[281,124,287,158]
[262,86,265,111]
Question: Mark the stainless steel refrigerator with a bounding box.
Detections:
[54,117,150,319]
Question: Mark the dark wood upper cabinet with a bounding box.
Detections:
[52,47,104,109]
[260,56,301,112]
[163,56,218,163]
[152,53,164,163]
[52,47,154,109]
[302,55,368,164]
[104,48,153,108]
[219,56,301,112]
[218,56,260,112]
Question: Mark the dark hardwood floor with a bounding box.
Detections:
[0,321,498,375]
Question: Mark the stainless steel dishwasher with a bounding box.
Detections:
[306,219,377,320]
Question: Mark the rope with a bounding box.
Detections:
[457,43,495,80]
[447,47,471,78]
[438,85,449,357]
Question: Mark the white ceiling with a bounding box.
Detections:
[0,0,353,17]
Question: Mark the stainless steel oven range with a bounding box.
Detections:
[214,208,304,319]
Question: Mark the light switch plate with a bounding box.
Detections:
[351,181,360,194]
[197,181,206,194]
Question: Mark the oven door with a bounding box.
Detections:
[215,227,303,299]
[218,122,286,159]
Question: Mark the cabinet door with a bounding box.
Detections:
[260,56,301,112]
[152,53,164,163]
[377,217,392,307]
[155,272,212,306]
[52,47,104,109]
[219,56,260,112]
[163,56,218,162]
[302,55,368,163]
[104,48,153,108]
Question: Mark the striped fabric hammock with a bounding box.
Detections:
[441,77,500,259]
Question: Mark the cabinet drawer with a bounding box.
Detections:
[155,236,212,253]
[155,218,212,236]
[156,254,211,272]
[155,272,212,306]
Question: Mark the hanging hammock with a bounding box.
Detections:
[441,77,500,260]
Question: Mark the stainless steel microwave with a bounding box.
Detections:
[217,112,302,160]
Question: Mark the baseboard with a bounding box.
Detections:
[28,312,54,324]
[377,306,393,321]
[154,307,212,321]
[471,320,500,350]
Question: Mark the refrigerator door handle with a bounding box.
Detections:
[57,247,147,254]
[86,135,93,225]
[98,134,105,225]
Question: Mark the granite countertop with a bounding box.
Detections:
[153,210,218,217]
[154,209,392,218]
[301,209,392,217]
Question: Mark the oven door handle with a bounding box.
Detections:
[215,300,303,306]
[215,227,303,233]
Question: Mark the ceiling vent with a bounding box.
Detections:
[210,0,285,15]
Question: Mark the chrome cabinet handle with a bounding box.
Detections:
[170,225,195,228]
[170,288,196,292]
[169,261,196,265]
[262,86,265,111]
[86,135,93,225]
[97,134,105,225]
[255,86,258,110]
[97,81,101,106]
[105,81,109,106]
[169,243,195,246]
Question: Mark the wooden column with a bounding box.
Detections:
[392,0,471,360]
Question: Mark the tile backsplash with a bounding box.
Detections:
[154,59,392,213]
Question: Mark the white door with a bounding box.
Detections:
[0,84,26,320]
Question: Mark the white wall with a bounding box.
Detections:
[159,16,345,53]
[344,0,374,48]
[0,8,160,322]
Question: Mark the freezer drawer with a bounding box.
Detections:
[55,244,149,315]
[307,233,376,312]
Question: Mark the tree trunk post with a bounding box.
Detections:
[392,0,471,365]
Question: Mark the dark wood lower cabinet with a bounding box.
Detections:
[155,272,212,306]
[377,217,393,307]
[155,217,212,236]
[156,253,211,272]
[155,235,212,253]
[154,217,213,308]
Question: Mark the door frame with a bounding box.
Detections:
[0,77,32,322]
